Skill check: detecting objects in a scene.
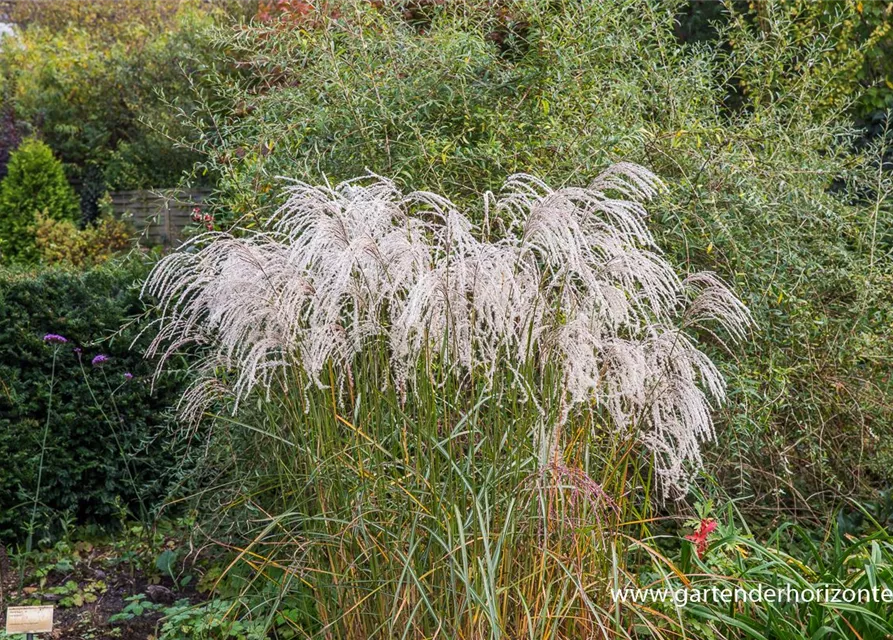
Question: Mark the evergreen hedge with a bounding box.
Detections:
[0,258,191,541]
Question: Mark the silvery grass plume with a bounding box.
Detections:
[142,164,751,495]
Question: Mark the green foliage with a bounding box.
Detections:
[0,139,79,263]
[9,0,188,37]
[736,0,893,120]
[636,503,893,639]
[180,0,893,505]
[683,0,893,121]
[0,2,221,213]
[192,350,628,636]
[49,578,108,608]
[108,594,167,623]
[0,259,191,542]
[159,600,266,640]
[34,205,133,268]
[0,518,239,638]
[0,77,23,182]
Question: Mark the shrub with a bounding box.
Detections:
[0,259,192,542]
[684,0,893,121]
[0,139,79,263]
[34,208,133,268]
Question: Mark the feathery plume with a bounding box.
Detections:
[143,164,751,496]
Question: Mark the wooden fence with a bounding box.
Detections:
[110,189,210,247]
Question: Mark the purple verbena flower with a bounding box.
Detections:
[43,333,68,344]
[124,372,133,380]
[91,354,109,367]
[73,347,82,355]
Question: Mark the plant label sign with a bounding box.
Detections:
[5,606,54,634]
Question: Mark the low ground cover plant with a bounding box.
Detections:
[0,518,232,640]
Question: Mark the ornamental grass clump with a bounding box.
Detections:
[143,163,750,637]
[146,163,749,496]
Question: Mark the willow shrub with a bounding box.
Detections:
[677,0,893,119]
[175,0,893,503]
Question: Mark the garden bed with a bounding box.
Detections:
[0,523,211,640]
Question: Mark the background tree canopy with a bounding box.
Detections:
[0,0,224,219]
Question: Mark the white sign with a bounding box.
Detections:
[5,606,54,634]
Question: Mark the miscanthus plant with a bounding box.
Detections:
[146,164,747,495]
[144,164,749,637]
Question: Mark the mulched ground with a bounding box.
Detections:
[0,538,207,640]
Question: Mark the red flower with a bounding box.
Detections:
[685,519,717,558]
